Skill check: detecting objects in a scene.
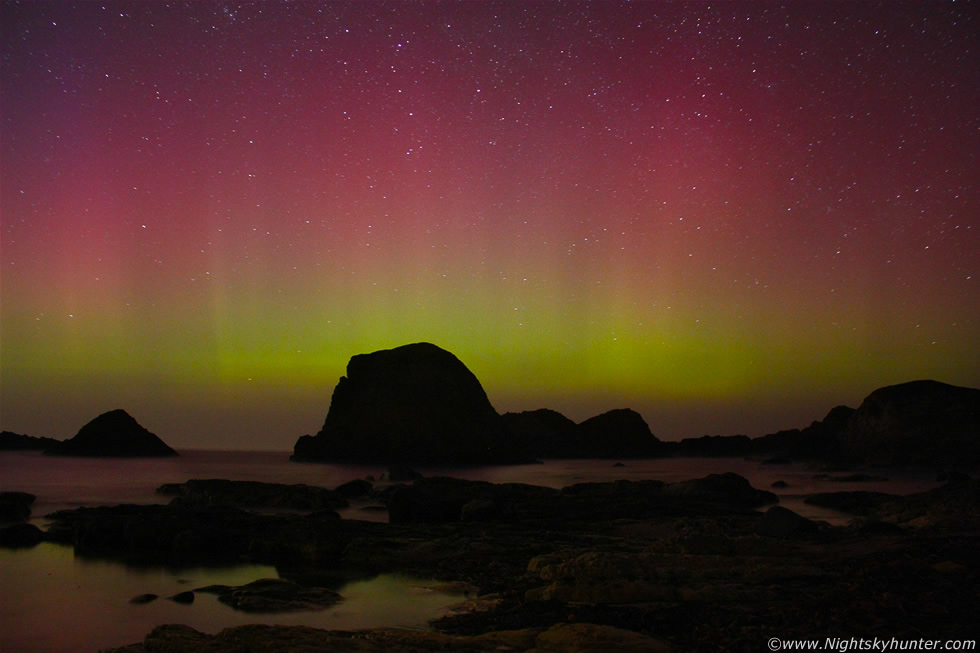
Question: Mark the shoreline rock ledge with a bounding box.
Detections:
[292,342,529,465]
[44,409,178,457]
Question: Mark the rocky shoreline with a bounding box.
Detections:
[2,470,976,651]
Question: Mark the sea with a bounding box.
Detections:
[0,450,943,652]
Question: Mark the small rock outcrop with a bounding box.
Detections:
[292,343,527,464]
[156,479,347,512]
[194,578,341,612]
[44,410,177,457]
[0,491,36,522]
[501,409,578,457]
[0,431,60,451]
[504,407,664,458]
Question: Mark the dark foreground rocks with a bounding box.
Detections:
[157,479,348,512]
[42,474,979,651]
[105,622,670,653]
[195,578,342,612]
[0,491,36,522]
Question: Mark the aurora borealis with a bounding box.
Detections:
[1,2,977,450]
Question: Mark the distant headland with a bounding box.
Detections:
[1,344,976,468]
[291,342,979,469]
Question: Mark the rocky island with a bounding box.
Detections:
[292,343,530,464]
[44,409,178,457]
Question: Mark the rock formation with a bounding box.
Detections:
[838,380,979,466]
[0,431,60,451]
[501,408,577,458]
[503,407,664,458]
[746,380,978,468]
[292,343,527,464]
[44,409,178,457]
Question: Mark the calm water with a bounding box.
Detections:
[0,450,941,652]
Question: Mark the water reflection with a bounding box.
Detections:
[0,542,467,652]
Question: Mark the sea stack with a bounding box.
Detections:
[45,409,178,457]
[292,343,527,464]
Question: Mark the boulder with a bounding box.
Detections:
[0,522,44,548]
[194,578,342,612]
[292,343,528,464]
[0,491,36,522]
[44,409,177,457]
[156,479,347,511]
[755,506,819,538]
[167,591,195,604]
[333,479,373,499]
[129,593,158,605]
[662,472,777,509]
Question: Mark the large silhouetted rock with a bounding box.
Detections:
[839,380,979,466]
[502,409,578,458]
[750,380,979,467]
[503,407,663,458]
[292,343,527,464]
[44,409,177,457]
[573,409,664,458]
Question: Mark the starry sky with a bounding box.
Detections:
[1,1,977,450]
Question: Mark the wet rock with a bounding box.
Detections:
[104,622,668,653]
[156,479,348,512]
[461,498,497,521]
[755,506,819,538]
[388,477,557,523]
[932,560,967,574]
[168,591,195,604]
[194,578,342,613]
[44,409,178,457]
[334,478,373,498]
[663,472,777,509]
[853,519,905,536]
[806,478,980,528]
[804,490,895,516]
[0,522,44,548]
[383,465,424,482]
[128,593,158,604]
[0,491,36,522]
[533,623,671,653]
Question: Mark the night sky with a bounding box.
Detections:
[2,1,977,450]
